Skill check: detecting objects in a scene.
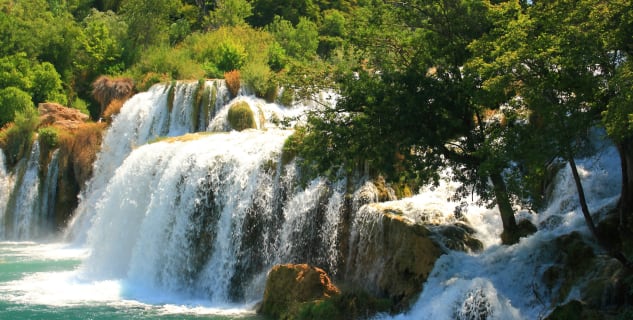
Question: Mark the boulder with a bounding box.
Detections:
[346,208,443,310]
[345,202,483,310]
[38,102,89,130]
[258,264,340,319]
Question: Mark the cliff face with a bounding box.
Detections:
[343,201,483,310]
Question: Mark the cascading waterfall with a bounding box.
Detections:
[66,80,343,305]
[381,131,621,320]
[0,149,12,239]
[5,142,42,240]
[1,78,622,318]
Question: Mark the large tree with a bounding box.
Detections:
[294,0,532,244]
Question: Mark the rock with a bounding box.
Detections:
[346,207,444,310]
[436,222,483,252]
[545,300,605,320]
[258,264,340,319]
[38,103,89,130]
[228,101,256,131]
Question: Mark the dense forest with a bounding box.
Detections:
[1,0,633,265]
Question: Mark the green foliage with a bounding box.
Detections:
[38,126,60,150]
[121,0,180,63]
[0,107,39,167]
[0,87,35,127]
[228,101,256,131]
[241,61,275,99]
[130,45,204,82]
[249,0,320,27]
[31,62,68,105]
[207,0,253,28]
[269,16,319,60]
[217,41,248,73]
[70,97,90,116]
[0,53,67,108]
[268,41,288,71]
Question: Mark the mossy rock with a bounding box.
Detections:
[228,101,256,131]
[258,264,340,320]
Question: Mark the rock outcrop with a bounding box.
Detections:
[345,200,483,310]
[258,264,340,319]
[38,102,89,131]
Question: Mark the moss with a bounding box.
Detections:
[192,79,206,131]
[228,101,256,131]
[295,289,392,320]
[167,80,177,112]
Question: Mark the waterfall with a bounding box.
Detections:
[0,149,13,239]
[381,130,621,320]
[64,81,343,304]
[40,149,60,235]
[5,142,42,240]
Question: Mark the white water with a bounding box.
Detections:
[0,80,622,318]
[7,142,42,240]
[0,150,12,239]
[381,133,621,320]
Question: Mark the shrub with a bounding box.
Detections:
[0,107,39,168]
[70,97,90,116]
[228,101,256,131]
[92,76,134,115]
[225,70,241,97]
[38,127,59,150]
[217,41,248,72]
[0,86,34,127]
[241,61,276,101]
[38,126,60,162]
[102,99,125,122]
[137,72,170,92]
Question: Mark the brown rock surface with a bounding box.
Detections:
[38,103,89,130]
[258,264,340,319]
[346,208,443,309]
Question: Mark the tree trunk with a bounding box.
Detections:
[490,171,519,244]
[568,155,633,270]
[617,138,633,230]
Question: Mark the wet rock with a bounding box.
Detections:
[346,208,443,310]
[258,264,340,320]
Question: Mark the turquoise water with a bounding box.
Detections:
[0,242,263,320]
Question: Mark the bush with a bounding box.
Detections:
[38,127,60,150]
[217,41,248,73]
[225,70,241,97]
[241,61,276,101]
[130,45,204,83]
[102,99,125,122]
[0,86,34,127]
[0,107,39,168]
[228,101,256,131]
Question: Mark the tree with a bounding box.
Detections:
[207,0,252,28]
[0,87,34,127]
[294,0,531,244]
[120,0,180,63]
